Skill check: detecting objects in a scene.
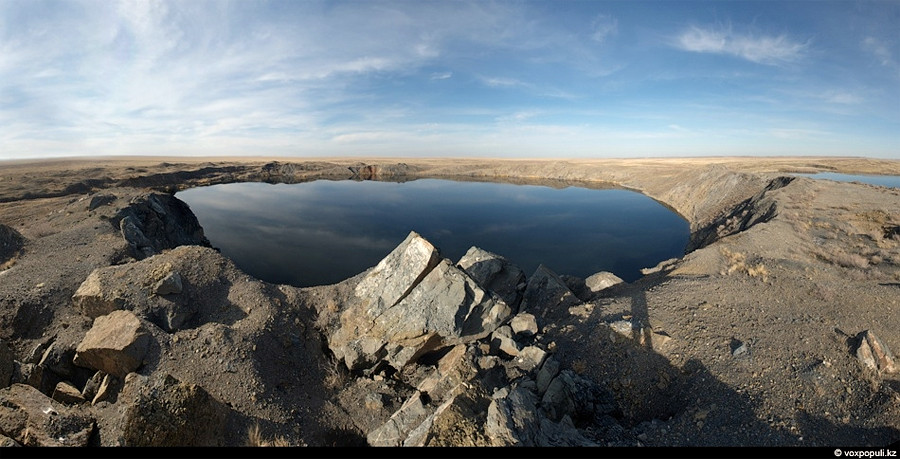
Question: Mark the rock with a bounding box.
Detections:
[0,339,13,388]
[367,392,431,447]
[72,246,251,332]
[536,357,560,396]
[152,271,183,296]
[609,320,636,340]
[416,345,477,402]
[88,193,116,211]
[112,193,211,260]
[332,234,512,372]
[73,310,152,377]
[0,383,95,446]
[353,231,442,318]
[91,373,117,405]
[485,381,597,447]
[457,246,526,309]
[72,270,126,318]
[542,371,577,422]
[81,371,104,401]
[731,338,750,358]
[855,330,897,374]
[51,381,86,404]
[119,373,228,446]
[510,313,539,338]
[520,265,582,324]
[408,385,491,447]
[490,326,520,358]
[584,271,624,294]
[515,346,547,372]
[641,258,679,275]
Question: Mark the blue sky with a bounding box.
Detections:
[1,0,898,159]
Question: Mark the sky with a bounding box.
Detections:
[1,0,898,160]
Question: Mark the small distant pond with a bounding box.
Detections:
[793,172,900,188]
[177,179,690,287]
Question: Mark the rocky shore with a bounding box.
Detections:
[0,156,898,448]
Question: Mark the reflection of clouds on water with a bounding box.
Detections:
[179,179,690,286]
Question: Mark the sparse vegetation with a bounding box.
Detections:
[246,423,293,447]
[720,247,769,282]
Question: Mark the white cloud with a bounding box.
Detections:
[675,25,807,65]
[430,72,453,80]
[591,14,618,43]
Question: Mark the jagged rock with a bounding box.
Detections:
[584,271,624,294]
[855,330,897,374]
[91,373,117,405]
[111,193,210,260]
[72,270,126,318]
[536,357,560,396]
[332,233,512,371]
[81,371,104,401]
[520,265,582,324]
[88,193,116,211]
[514,346,547,372]
[641,257,679,275]
[542,371,577,422]
[457,246,526,309]
[485,381,597,446]
[52,381,86,404]
[353,231,442,318]
[510,313,539,338]
[74,310,151,377]
[0,339,13,388]
[72,246,252,332]
[119,373,228,446]
[408,385,492,447]
[367,392,431,447]
[490,326,520,358]
[0,383,95,446]
[416,345,477,402]
[152,271,183,296]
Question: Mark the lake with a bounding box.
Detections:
[176,179,690,287]
[793,172,900,188]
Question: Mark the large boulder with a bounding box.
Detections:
[74,310,151,378]
[111,193,211,260]
[519,265,582,325]
[70,246,254,332]
[329,232,513,371]
[457,246,526,309]
[119,373,229,447]
[0,383,95,446]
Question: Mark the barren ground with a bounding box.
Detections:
[1,155,898,451]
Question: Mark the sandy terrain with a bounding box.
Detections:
[0,155,898,449]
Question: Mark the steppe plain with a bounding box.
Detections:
[0,155,898,450]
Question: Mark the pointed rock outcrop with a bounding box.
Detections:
[457,246,526,309]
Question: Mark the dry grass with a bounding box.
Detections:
[572,359,587,374]
[323,355,348,391]
[720,248,769,282]
[246,424,293,447]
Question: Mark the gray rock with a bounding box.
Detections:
[112,193,211,260]
[81,371,105,401]
[88,193,116,211]
[119,373,229,446]
[91,373,117,405]
[514,346,547,372]
[485,381,597,446]
[152,271,183,296]
[542,371,577,422]
[367,392,431,447]
[332,235,512,372]
[490,325,520,358]
[536,357,560,396]
[510,313,539,338]
[0,383,95,446]
[457,246,526,309]
[855,330,897,374]
[74,310,152,377]
[584,271,624,294]
[520,265,582,323]
[0,433,21,447]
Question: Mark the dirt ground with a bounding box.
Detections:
[1,155,898,450]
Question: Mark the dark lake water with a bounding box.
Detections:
[793,173,900,188]
[176,179,690,287]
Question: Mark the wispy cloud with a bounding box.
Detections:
[674,25,807,65]
[430,71,453,80]
[591,14,618,43]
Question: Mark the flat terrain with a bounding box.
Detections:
[1,155,898,449]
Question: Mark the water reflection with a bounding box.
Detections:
[177,179,690,287]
